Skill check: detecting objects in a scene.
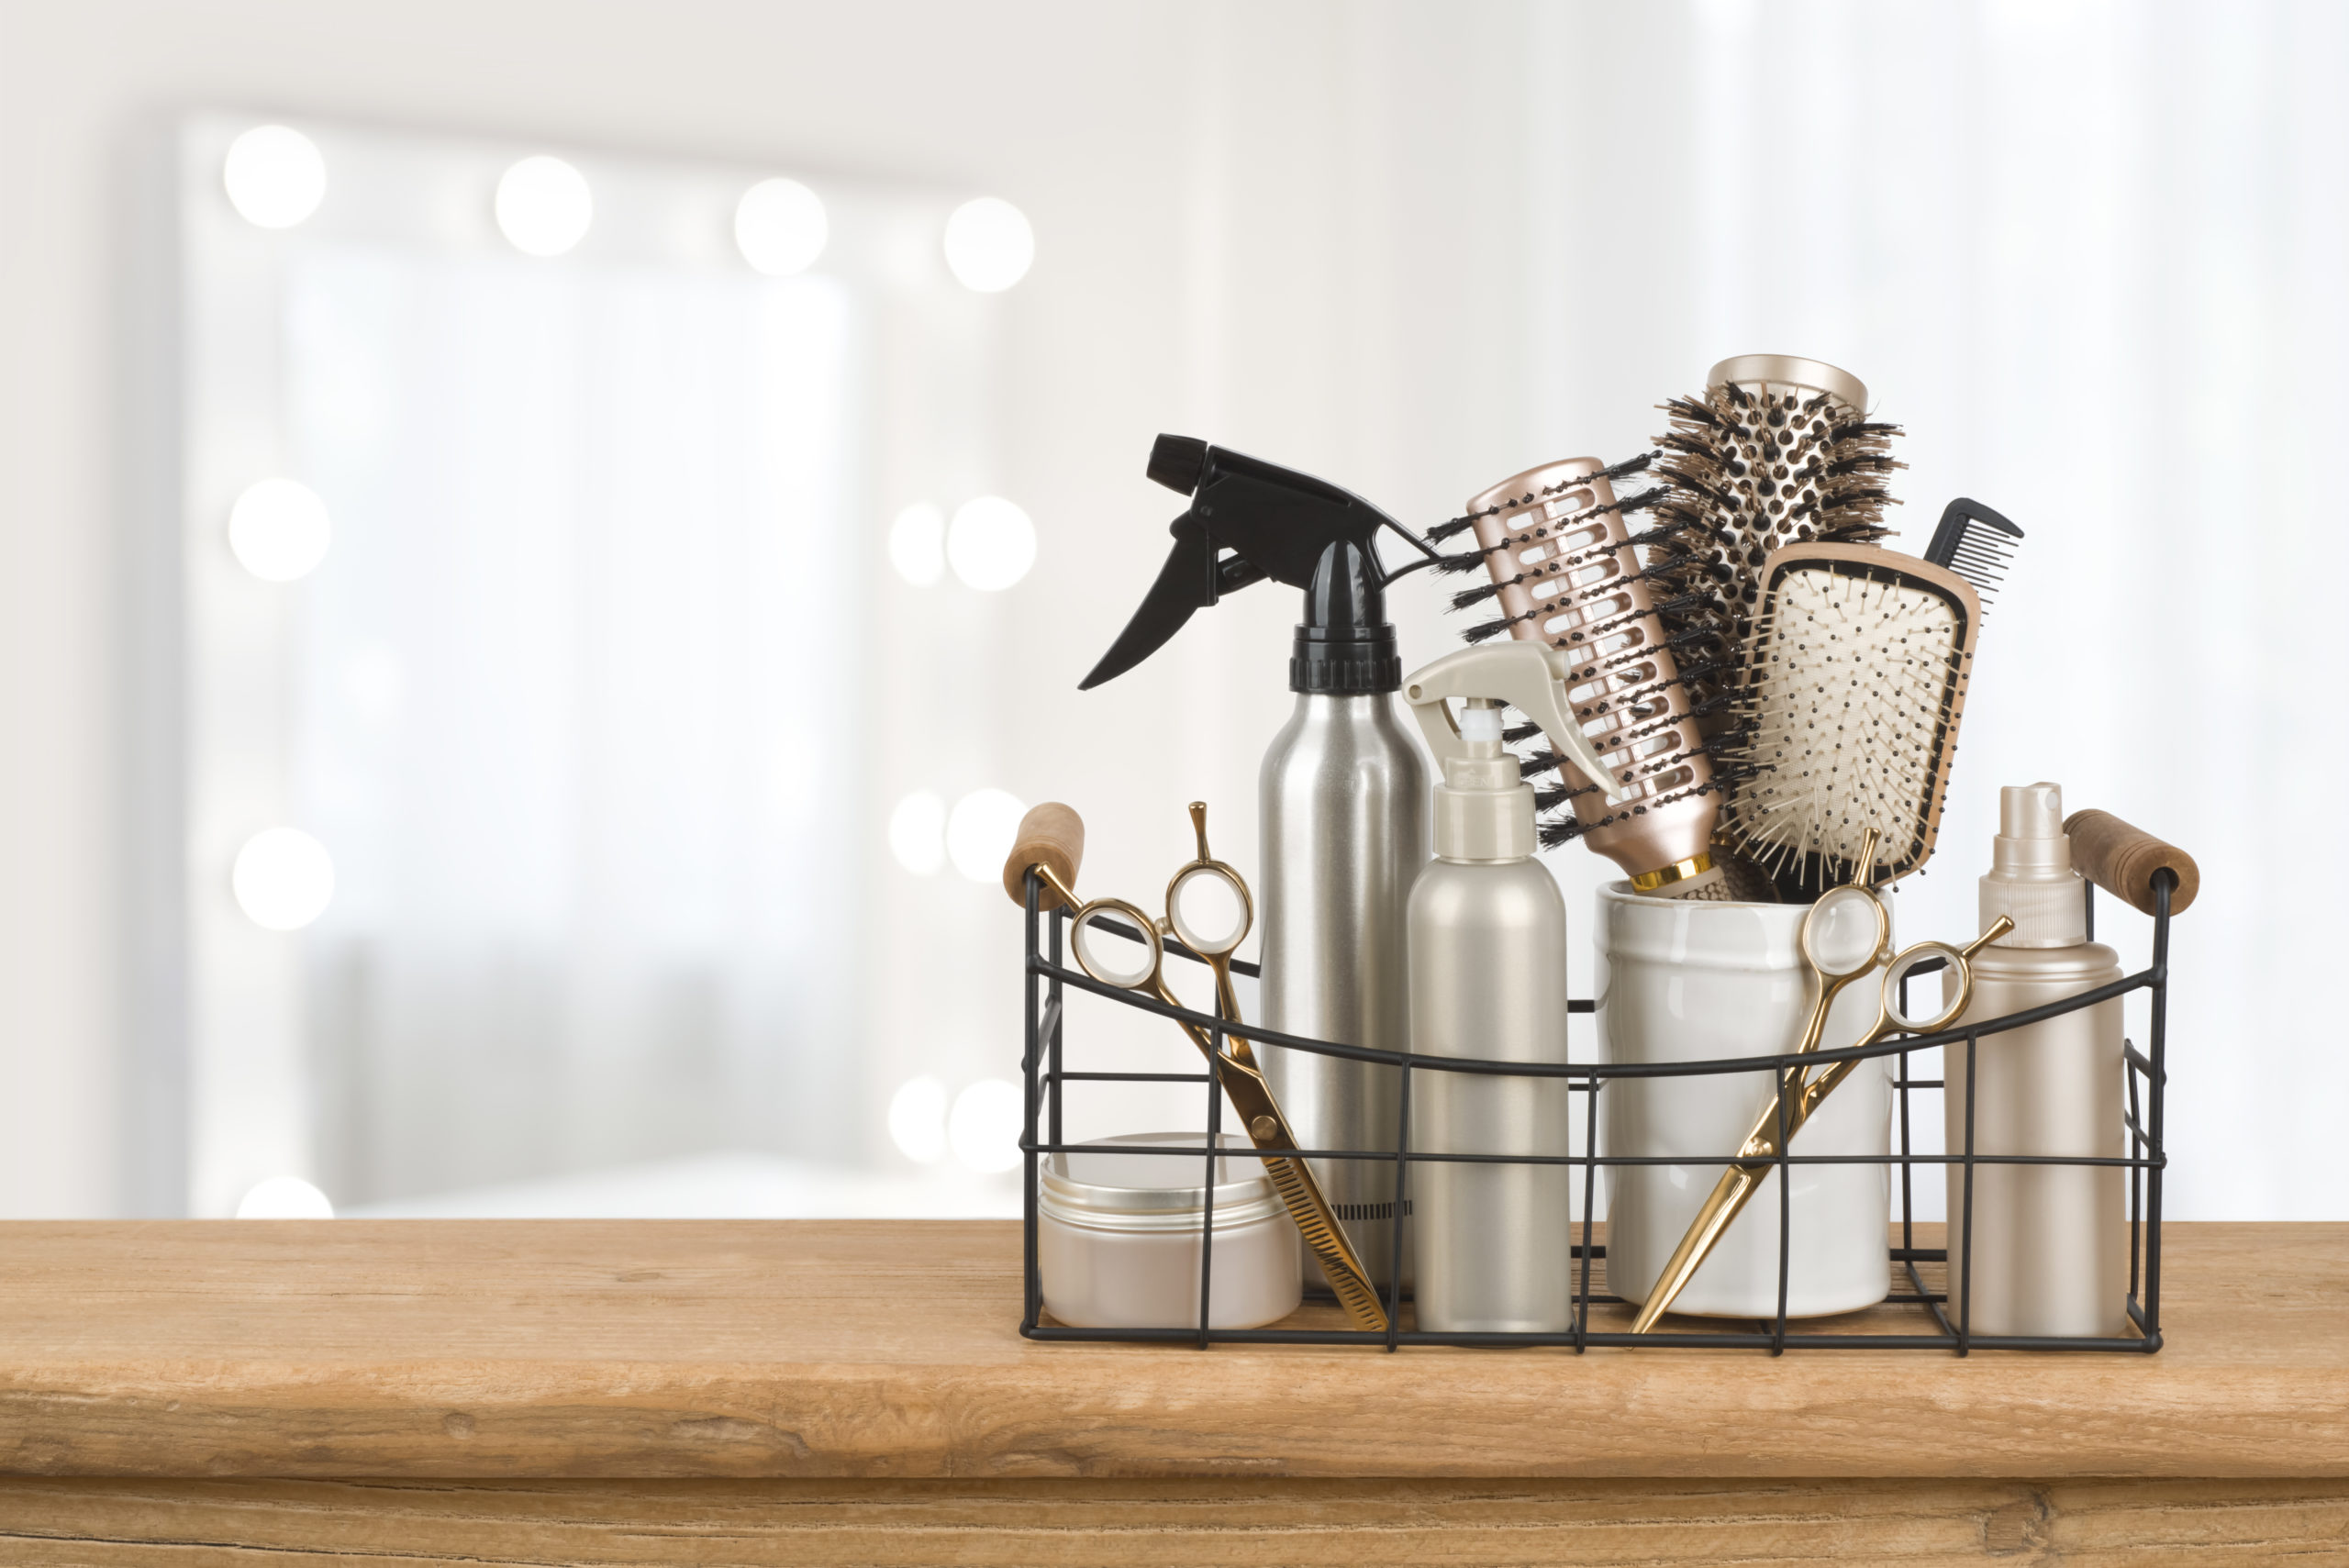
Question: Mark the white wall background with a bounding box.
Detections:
[0,0,2335,1217]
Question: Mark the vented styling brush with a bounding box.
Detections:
[1428,456,1733,899]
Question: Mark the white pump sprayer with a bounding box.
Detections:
[1401,642,1626,862]
[1391,640,1620,1331]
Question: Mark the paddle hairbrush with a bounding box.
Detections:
[1711,543,1982,898]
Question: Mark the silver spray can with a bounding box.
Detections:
[1257,540,1430,1293]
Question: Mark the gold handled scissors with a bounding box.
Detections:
[1036,802,1388,1333]
[1630,830,2014,1334]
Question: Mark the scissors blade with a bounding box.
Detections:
[1150,977,1387,1333]
[1631,971,1868,1333]
[1213,1060,1389,1333]
[1629,1161,1769,1335]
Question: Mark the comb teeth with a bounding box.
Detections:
[1922,496,2024,616]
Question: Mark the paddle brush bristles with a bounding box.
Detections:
[1712,545,1981,898]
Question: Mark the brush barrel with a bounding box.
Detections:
[2062,810,2199,917]
[1708,354,1867,414]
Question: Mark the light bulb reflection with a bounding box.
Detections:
[236,1175,334,1218]
[946,789,1024,884]
[735,178,828,276]
[232,828,335,931]
[946,496,1035,591]
[949,1079,1022,1173]
[228,477,332,581]
[223,125,326,228]
[889,792,947,876]
[495,155,592,256]
[888,503,945,586]
[888,1076,949,1164]
[942,196,1034,293]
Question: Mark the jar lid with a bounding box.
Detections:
[1040,1132,1278,1227]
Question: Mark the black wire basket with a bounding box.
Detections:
[1018,869,2175,1355]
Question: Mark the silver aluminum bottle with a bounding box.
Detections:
[1406,702,1574,1333]
[1256,543,1430,1294]
[1943,783,2124,1339]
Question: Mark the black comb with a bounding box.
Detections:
[1923,496,2023,616]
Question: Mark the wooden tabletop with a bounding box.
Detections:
[0,1219,2339,1481]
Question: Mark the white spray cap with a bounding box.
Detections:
[1400,642,1629,864]
[1980,781,2087,948]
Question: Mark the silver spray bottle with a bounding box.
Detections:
[1397,642,1623,1332]
[1080,436,1452,1296]
[1258,539,1429,1292]
[1943,782,2126,1338]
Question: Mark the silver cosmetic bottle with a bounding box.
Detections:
[1396,643,1621,1332]
[1943,783,2126,1338]
[1258,540,1430,1293]
[1080,436,1446,1297]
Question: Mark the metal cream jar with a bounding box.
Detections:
[1039,1133,1302,1329]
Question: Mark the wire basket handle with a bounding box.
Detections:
[2065,809,2198,917]
[1003,803,1085,912]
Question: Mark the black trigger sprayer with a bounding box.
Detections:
[1078,435,1442,692]
[1077,434,1444,1297]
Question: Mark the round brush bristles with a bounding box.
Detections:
[1642,377,1904,717]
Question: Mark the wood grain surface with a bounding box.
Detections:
[0,1220,2337,1482]
[0,1477,2343,1565]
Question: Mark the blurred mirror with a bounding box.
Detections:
[164,115,1034,1217]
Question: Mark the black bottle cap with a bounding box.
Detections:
[1147,434,1209,495]
[1291,539,1400,695]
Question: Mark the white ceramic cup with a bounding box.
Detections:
[1597,882,1893,1319]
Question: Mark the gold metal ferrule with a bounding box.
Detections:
[1631,852,1715,893]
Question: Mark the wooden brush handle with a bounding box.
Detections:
[1001,802,1085,910]
[2064,809,2199,917]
